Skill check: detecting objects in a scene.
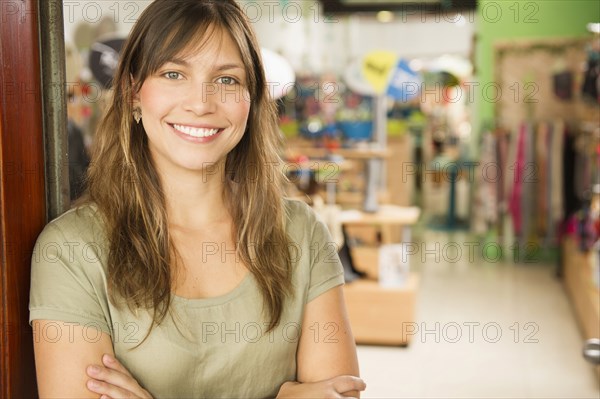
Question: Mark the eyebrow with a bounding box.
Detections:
[215,63,245,72]
[166,58,244,72]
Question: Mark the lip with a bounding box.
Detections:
[168,123,224,143]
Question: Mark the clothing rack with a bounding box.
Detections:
[472,118,598,263]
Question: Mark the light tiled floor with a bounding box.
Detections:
[356,229,600,398]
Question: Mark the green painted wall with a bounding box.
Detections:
[474,0,599,133]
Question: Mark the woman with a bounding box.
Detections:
[29,0,365,397]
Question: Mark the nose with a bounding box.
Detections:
[181,80,218,115]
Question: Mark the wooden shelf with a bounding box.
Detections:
[284,160,355,173]
[340,205,421,226]
[303,190,392,209]
[284,135,415,208]
[290,146,391,160]
[285,138,391,159]
[562,237,600,379]
[563,238,600,340]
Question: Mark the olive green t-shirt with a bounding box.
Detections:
[29,199,344,398]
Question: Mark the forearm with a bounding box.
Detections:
[276,375,365,399]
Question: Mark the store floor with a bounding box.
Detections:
[356,229,600,398]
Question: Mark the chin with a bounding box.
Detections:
[180,158,223,173]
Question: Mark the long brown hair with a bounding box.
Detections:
[82,0,293,334]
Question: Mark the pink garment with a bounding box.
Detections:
[536,122,548,236]
[509,123,527,237]
[563,215,578,236]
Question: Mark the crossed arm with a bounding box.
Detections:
[33,285,365,398]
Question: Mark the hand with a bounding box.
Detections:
[276,375,366,399]
[86,353,153,399]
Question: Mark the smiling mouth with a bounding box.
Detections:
[171,124,221,138]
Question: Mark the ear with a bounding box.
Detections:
[130,74,140,106]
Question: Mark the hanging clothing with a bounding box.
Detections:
[536,121,549,237]
[509,123,527,238]
[574,133,592,202]
[520,122,535,244]
[496,129,510,238]
[549,119,565,243]
[581,57,600,103]
[545,122,555,247]
[553,70,574,100]
[562,125,580,220]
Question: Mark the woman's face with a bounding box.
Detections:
[135,28,251,177]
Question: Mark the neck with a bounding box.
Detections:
[159,161,231,230]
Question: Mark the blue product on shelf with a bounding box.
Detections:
[299,116,325,140]
[299,125,324,139]
[338,120,373,141]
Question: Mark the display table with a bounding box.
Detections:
[340,204,421,222]
[340,205,421,345]
[344,274,419,346]
[341,205,420,279]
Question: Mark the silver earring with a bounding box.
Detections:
[133,107,142,124]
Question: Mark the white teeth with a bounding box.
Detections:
[173,124,219,138]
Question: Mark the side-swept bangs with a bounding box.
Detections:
[117,0,265,105]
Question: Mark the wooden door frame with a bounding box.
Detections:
[1,0,68,396]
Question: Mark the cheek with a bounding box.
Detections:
[138,82,165,116]
[240,101,251,124]
[230,90,251,127]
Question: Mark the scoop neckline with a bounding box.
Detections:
[170,272,253,308]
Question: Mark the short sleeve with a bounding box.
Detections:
[29,218,112,336]
[306,212,345,303]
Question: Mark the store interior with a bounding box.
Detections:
[63,1,600,397]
